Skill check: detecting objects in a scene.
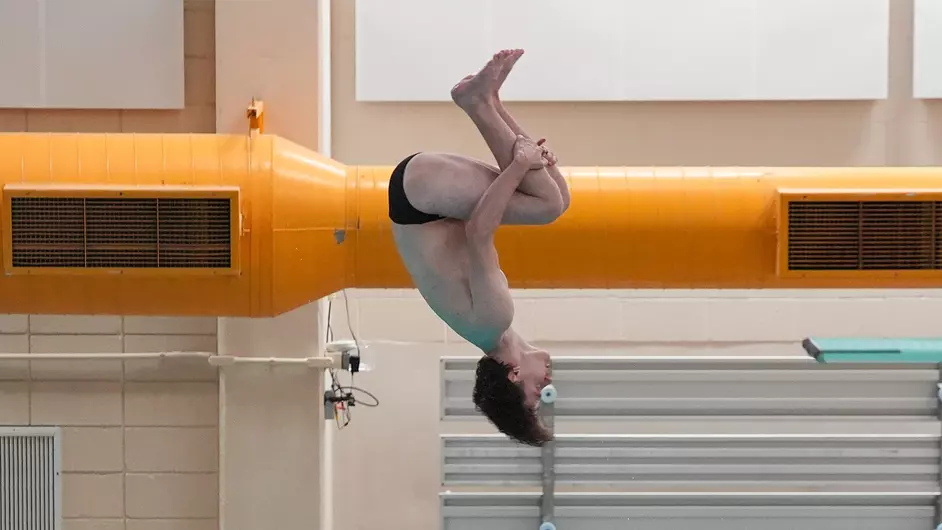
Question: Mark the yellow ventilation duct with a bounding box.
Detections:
[0,132,941,317]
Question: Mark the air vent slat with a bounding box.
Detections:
[9,195,232,269]
[937,205,942,270]
[788,200,941,271]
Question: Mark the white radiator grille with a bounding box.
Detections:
[0,428,61,530]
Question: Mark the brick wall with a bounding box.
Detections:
[0,315,219,530]
[0,2,218,525]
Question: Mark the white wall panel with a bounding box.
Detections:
[0,0,43,106]
[755,0,889,100]
[0,0,184,109]
[486,0,629,102]
[355,0,890,102]
[913,0,942,98]
[355,0,496,102]
[619,0,758,102]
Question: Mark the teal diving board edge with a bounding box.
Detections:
[803,338,942,364]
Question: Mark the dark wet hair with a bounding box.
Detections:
[472,355,553,447]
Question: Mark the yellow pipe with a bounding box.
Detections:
[0,132,941,317]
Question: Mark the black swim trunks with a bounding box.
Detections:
[387,153,445,225]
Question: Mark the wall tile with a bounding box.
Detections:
[0,334,29,353]
[120,106,215,134]
[184,58,215,106]
[879,297,942,337]
[184,9,215,59]
[124,357,218,383]
[62,427,124,473]
[126,521,217,530]
[62,473,124,518]
[125,427,218,472]
[31,382,123,426]
[30,316,122,335]
[184,0,214,12]
[0,110,27,132]
[325,294,358,342]
[123,317,217,336]
[27,110,122,133]
[125,473,218,518]
[0,315,29,333]
[0,334,30,380]
[620,299,710,342]
[792,298,889,338]
[513,297,622,341]
[0,382,30,424]
[357,297,445,342]
[706,298,802,342]
[124,334,216,354]
[125,383,218,426]
[64,520,126,530]
[30,335,123,381]
[123,334,217,382]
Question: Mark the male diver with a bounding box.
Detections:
[388,49,570,446]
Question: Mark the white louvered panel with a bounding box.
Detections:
[442,434,942,491]
[0,427,61,530]
[441,492,937,530]
[439,357,942,529]
[440,356,940,420]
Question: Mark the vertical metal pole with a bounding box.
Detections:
[540,407,555,526]
[934,368,942,529]
[539,377,557,530]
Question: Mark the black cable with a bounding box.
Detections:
[323,292,380,427]
[337,386,380,407]
[325,298,334,342]
[340,289,360,350]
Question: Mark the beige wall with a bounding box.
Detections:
[0,315,219,530]
[0,2,220,530]
[213,1,328,529]
[327,288,942,530]
[1,0,329,527]
[328,2,942,530]
[331,0,942,167]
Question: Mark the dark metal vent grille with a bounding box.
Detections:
[937,203,942,270]
[10,196,232,269]
[788,201,941,271]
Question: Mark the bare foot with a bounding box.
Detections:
[450,51,513,109]
[494,49,524,96]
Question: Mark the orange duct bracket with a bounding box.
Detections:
[246,98,265,135]
[0,133,941,317]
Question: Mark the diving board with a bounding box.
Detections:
[805,338,942,364]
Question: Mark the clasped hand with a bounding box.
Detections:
[513,135,558,170]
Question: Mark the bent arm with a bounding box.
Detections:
[466,157,531,237]
[463,158,531,344]
[496,103,571,212]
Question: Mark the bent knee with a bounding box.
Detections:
[535,191,565,225]
[526,199,563,226]
[403,153,445,182]
[401,154,447,205]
